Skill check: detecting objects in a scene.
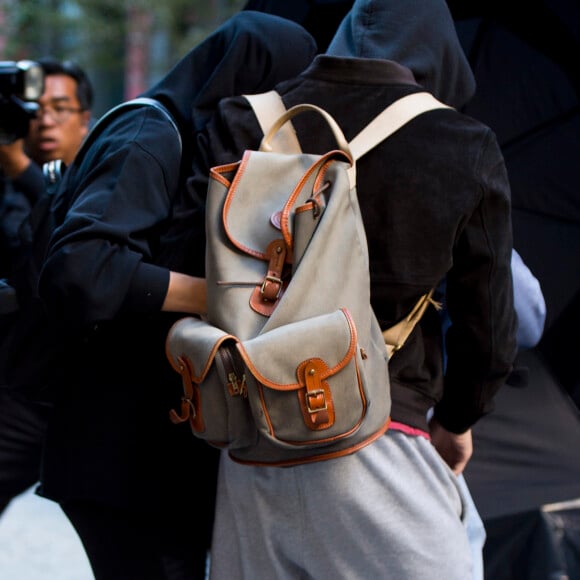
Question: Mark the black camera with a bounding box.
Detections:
[0,60,45,145]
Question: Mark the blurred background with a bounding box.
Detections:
[0,0,245,118]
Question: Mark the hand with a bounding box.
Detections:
[0,139,31,178]
[428,417,473,475]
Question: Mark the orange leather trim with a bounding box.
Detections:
[221,150,349,261]
[229,416,392,467]
[222,152,265,260]
[188,383,205,433]
[210,161,240,188]
[168,355,206,434]
[279,151,349,250]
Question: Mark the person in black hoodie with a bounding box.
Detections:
[190,1,517,578]
[36,12,316,580]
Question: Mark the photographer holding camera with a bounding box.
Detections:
[0,57,93,517]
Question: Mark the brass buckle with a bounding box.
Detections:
[260,275,283,299]
[306,389,327,413]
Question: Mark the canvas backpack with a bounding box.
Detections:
[165,91,448,466]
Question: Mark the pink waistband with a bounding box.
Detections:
[389,421,431,440]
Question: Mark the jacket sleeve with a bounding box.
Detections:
[511,248,546,348]
[39,108,182,330]
[11,162,46,207]
[434,128,518,433]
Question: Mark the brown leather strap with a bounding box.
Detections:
[249,239,288,316]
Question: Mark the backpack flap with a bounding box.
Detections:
[218,150,319,258]
[235,308,372,448]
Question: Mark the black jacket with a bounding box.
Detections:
[0,163,54,394]
[0,163,44,279]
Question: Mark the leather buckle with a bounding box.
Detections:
[260,275,283,300]
[306,388,327,413]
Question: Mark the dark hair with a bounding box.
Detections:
[36,56,94,111]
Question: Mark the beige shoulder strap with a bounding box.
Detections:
[353,93,450,356]
[349,92,451,161]
[245,90,451,161]
[244,91,302,154]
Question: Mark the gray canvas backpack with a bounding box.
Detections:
[166,91,447,466]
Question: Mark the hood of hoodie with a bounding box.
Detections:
[326,0,475,108]
[142,11,317,134]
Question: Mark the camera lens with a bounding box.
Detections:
[20,60,44,101]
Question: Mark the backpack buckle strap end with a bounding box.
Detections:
[249,239,288,316]
[298,359,334,430]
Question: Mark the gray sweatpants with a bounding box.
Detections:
[209,430,473,579]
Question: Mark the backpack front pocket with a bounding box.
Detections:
[237,308,369,450]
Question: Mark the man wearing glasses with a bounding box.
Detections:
[0,58,93,291]
[24,59,93,168]
[0,57,93,518]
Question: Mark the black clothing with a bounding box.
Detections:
[0,391,51,513]
[62,500,210,580]
[0,163,44,280]
[0,162,50,516]
[36,12,316,578]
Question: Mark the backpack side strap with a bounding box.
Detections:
[124,97,182,151]
[382,289,443,358]
[74,97,182,169]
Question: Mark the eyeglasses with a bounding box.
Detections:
[33,105,84,124]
